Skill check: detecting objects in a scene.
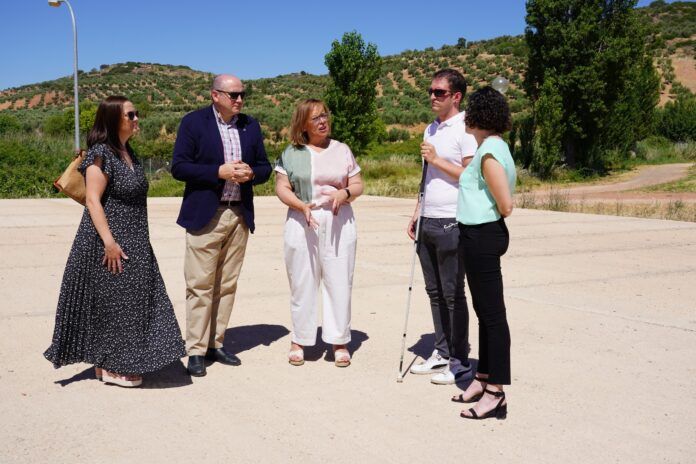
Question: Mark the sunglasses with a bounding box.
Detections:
[310,112,330,125]
[215,89,246,101]
[125,111,139,121]
[428,88,453,98]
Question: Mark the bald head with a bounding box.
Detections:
[211,74,245,121]
[212,74,242,91]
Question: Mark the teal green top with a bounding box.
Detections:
[456,136,516,226]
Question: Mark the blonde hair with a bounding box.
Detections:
[290,99,330,146]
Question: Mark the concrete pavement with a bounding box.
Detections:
[0,196,694,463]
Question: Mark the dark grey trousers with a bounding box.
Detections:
[417,217,470,371]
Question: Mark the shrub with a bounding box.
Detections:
[0,114,21,135]
[656,93,696,142]
[130,137,175,159]
[386,127,411,142]
[43,112,70,136]
[0,134,72,198]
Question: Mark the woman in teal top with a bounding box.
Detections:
[423,86,514,420]
[458,87,514,420]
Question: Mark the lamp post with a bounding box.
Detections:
[48,0,80,152]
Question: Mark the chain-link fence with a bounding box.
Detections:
[142,157,171,179]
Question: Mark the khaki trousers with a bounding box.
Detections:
[185,206,249,356]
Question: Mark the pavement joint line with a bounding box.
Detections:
[507,293,696,333]
[0,236,696,258]
[2,311,56,319]
[3,223,695,235]
[513,217,650,224]
[507,242,696,258]
[512,226,696,240]
[507,266,696,288]
[354,264,696,285]
[0,225,82,230]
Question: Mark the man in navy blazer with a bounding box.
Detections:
[172,74,271,377]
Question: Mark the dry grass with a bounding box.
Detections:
[149,156,696,222]
[516,191,696,222]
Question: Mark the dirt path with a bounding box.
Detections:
[526,163,696,203]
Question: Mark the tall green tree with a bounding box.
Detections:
[324,31,382,155]
[525,0,660,172]
[532,77,564,177]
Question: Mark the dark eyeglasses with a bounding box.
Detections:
[215,89,246,101]
[125,111,139,120]
[428,88,453,98]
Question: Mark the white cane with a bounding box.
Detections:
[397,160,428,383]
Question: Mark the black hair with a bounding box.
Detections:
[432,68,467,97]
[86,95,132,154]
[464,86,512,133]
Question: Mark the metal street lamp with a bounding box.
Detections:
[48,0,80,152]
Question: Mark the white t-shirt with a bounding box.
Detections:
[421,111,478,218]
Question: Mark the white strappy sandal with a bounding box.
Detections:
[288,348,305,366]
[333,347,351,368]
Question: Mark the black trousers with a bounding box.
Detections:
[417,217,469,369]
[459,218,511,385]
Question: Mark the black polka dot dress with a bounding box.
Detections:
[44,143,185,375]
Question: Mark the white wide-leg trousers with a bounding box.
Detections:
[283,205,357,346]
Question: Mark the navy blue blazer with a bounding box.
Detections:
[171,106,271,232]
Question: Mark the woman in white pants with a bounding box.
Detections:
[275,99,364,367]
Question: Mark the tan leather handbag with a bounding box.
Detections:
[53,150,86,205]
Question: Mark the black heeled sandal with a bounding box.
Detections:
[460,388,507,420]
[451,375,488,404]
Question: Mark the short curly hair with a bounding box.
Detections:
[464,86,512,133]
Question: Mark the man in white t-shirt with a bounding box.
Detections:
[407,69,478,384]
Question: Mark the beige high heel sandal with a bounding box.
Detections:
[101,369,142,388]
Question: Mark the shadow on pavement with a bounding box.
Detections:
[222,323,290,355]
[302,328,369,362]
[407,334,480,391]
[408,333,436,359]
[142,360,192,389]
[54,367,98,387]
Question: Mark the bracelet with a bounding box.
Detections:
[344,188,351,198]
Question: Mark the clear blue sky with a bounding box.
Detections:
[0,0,673,90]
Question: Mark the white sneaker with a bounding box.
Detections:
[431,364,473,385]
[410,350,448,375]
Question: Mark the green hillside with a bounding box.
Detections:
[0,1,694,144]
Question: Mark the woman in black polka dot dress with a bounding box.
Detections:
[44,96,185,387]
